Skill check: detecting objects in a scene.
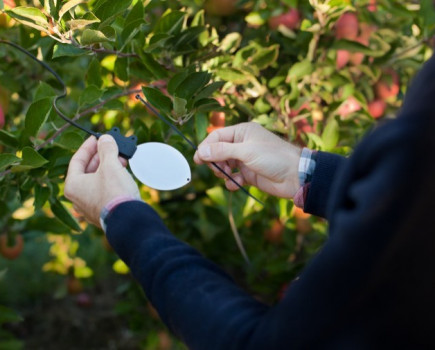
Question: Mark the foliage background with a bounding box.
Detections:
[0,0,434,348]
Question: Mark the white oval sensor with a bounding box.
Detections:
[129,142,191,191]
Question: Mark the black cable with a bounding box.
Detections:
[0,39,100,138]
[136,94,265,206]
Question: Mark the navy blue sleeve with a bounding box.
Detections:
[304,151,346,218]
[106,201,269,349]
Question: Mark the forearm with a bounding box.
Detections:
[105,201,269,350]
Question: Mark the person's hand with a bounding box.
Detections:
[193,122,302,199]
[65,135,140,228]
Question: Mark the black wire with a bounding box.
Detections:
[0,39,100,138]
[136,94,265,206]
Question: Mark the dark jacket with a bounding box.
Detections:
[106,55,435,349]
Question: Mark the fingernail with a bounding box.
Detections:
[198,145,211,159]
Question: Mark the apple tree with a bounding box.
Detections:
[0,0,434,347]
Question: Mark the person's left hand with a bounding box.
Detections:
[64,135,140,228]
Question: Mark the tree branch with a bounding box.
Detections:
[35,88,142,151]
[0,88,142,178]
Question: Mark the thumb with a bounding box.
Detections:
[197,142,247,163]
[98,135,119,166]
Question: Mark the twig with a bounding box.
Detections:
[0,88,142,178]
[228,192,250,264]
[35,88,142,151]
[69,36,139,58]
[388,39,430,63]
[87,46,139,58]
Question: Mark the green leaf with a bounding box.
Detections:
[80,29,113,45]
[121,0,145,42]
[322,118,339,151]
[11,147,48,172]
[195,98,222,113]
[94,0,132,26]
[34,82,56,101]
[56,132,84,151]
[136,50,168,80]
[21,148,49,167]
[216,67,251,84]
[154,10,185,35]
[67,12,101,30]
[250,45,280,70]
[0,306,23,324]
[24,98,53,138]
[142,87,172,115]
[331,39,390,58]
[59,0,86,20]
[206,186,227,207]
[7,6,47,26]
[27,216,70,234]
[420,0,435,26]
[0,154,20,171]
[287,60,313,80]
[79,85,103,106]
[145,33,172,52]
[173,96,187,118]
[195,112,208,142]
[114,57,129,82]
[6,6,50,33]
[34,185,50,210]
[194,81,225,102]
[86,59,103,88]
[175,72,211,100]
[52,44,86,58]
[168,71,189,95]
[49,198,81,232]
[0,130,19,148]
[172,26,207,48]
[191,9,205,27]
[220,32,242,53]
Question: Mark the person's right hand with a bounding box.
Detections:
[193,122,302,199]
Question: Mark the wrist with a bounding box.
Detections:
[100,195,142,232]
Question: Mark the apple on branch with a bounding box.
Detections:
[268,8,301,31]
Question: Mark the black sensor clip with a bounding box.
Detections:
[103,127,138,160]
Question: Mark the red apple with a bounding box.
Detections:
[338,96,361,118]
[368,99,387,119]
[335,12,359,40]
[3,0,15,8]
[336,49,350,69]
[210,111,225,127]
[368,0,377,12]
[268,8,301,30]
[264,220,285,244]
[349,36,369,66]
[375,69,400,100]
